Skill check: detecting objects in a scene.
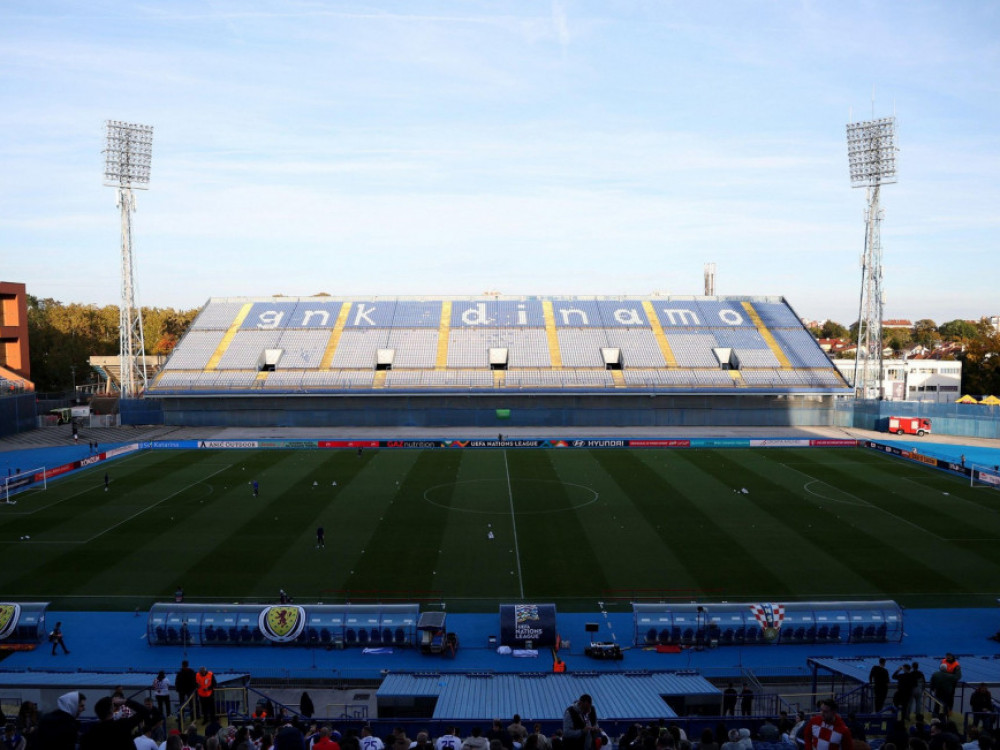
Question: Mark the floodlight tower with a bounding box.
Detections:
[103,121,153,398]
[846,116,897,400]
[704,263,716,296]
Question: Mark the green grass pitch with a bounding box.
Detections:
[2,447,998,611]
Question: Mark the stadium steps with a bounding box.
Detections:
[542,302,563,367]
[742,302,792,369]
[319,302,352,369]
[205,303,254,370]
[434,301,452,369]
[642,300,678,367]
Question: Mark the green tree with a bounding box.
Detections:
[818,320,849,339]
[912,319,939,349]
[938,319,979,342]
[959,325,1000,396]
[27,298,198,392]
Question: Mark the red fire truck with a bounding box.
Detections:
[887,416,931,436]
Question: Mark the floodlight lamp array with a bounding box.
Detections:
[846,116,897,187]
[103,120,154,188]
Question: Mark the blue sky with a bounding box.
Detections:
[2,1,998,325]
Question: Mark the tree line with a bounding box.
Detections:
[809,317,1000,396]
[26,296,199,392]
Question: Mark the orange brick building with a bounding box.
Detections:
[0,281,33,390]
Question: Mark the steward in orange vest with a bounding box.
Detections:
[195,666,216,721]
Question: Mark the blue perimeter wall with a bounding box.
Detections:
[838,399,1000,439]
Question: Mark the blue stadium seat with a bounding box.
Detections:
[216,628,228,643]
[829,625,841,642]
[357,629,369,645]
[240,627,252,642]
[646,628,658,645]
[395,628,407,645]
[228,627,239,642]
[876,623,887,640]
[722,628,735,644]
[745,627,759,643]
[659,628,671,644]
[320,629,331,643]
[308,627,319,643]
[383,628,393,644]
[345,629,356,645]
[167,627,179,643]
[806,626,817,641]
[370,628,382,644]
[817,625,829,640]
[864,625,876,640]
[852,625,864,642]
[682,628,694,644]
[155,626,167,643]
[203,626,216,642]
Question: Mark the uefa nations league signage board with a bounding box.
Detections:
[498,603,557,649]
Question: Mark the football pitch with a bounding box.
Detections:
[2,446,998,612]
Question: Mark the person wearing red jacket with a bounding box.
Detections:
[804,699,854,750]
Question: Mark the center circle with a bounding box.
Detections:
[423,478,599,514]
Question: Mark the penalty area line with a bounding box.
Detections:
[84,463,234,544]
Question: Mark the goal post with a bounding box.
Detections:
[971,465,1000,490]
[1,467,47,504]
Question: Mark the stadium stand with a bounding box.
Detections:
[150,295,844,394]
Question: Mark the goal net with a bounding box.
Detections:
[1,467,47,504]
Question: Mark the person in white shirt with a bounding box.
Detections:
[436,727,464,750]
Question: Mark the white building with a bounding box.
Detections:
[833,358,962,403]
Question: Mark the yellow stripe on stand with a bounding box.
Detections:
[728,370,745,386]
[610,370,626,387]
[373,370,388,388]
[741,302,792,368]
[319,302,353,370]
[205,303,253,370]
[435,301,452,369]
[542,302,562,368]
[493,370,505,387]
[642,301,677,367]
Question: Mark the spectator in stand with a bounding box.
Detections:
[361,726,386,750]
[14,701,38,745]
[78,694,149,750]
[722,684,738,716]
[970,684,995,731]
[195,666,217,723]
[785,711,808,746]
[175,660,197,723]
[464,728,491,750]
[803,699,853,750]
[740,685,754,717]
[531,725,552,750]
[508,715,529,749]
[721,729,743,750]
[152,670,172,717]
[911,663,927,719]
[3,723,26,750]
[930,665,961,720]
[562,694,601,750]
[488,721,513,750]
[313,726,342,750]
[869,659,891,712]
[893,664,917,720]
[436,726,464,750]
[758,719,780,742]
[36,691,86,750]
[698,727,720,750]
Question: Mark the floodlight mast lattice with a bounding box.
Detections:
[846,116,897,400]
[103,121,153,399]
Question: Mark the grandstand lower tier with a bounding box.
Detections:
[149,393,842,428]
